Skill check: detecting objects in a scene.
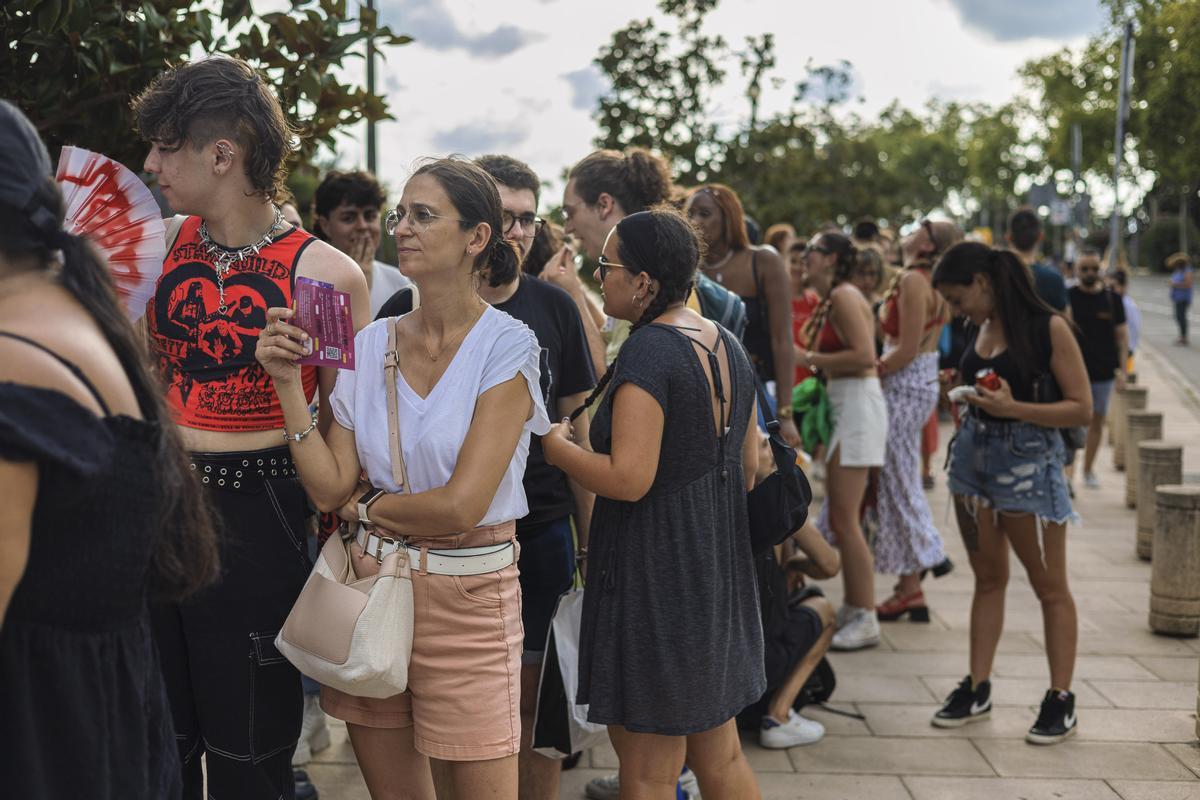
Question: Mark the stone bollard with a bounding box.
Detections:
[1150,485,1200,637]
[1136,441,1183,560]
[1125,411,1163,508]
[1114,385,1148,471]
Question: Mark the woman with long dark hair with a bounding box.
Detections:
[872,220,961,622]
[931,241,1090,745]
[542,208,763,799]
[685,184,800,447]
[0,100,219,798]
[799,232,887,651]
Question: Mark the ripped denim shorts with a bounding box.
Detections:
[947,414,1076,526]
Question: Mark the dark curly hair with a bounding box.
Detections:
[412,157,520,287]
[132,55,295,201]
[569,207,699,421]
[313,169,387,241]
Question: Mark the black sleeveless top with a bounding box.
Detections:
[0,332,181,799]
[959,313,1053,422]
[739,250,774,383]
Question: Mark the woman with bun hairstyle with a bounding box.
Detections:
[872,220,962,623]
[256,157,551,799]
[930,242,1089,745]
[0,100,219,798]
[799,232,887,651]
[685,184,800,447]
[542,208,764,799]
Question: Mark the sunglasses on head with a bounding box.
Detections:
[921,219,940,254]
[805,244,832,256]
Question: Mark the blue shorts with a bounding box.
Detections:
[1091,380,1115,417]
[515,516,576,663]
[947,415,1076,525]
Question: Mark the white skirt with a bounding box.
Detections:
[825,375,888,468]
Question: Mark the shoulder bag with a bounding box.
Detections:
[275,319,414,698]
[1031,314,1088,452]
[748,380,813,554]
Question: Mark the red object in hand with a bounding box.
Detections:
[975,368,1001,391]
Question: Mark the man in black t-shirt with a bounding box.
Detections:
[474,155,597,800]
[1068,249,1128,489]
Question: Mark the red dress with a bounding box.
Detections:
[792,290,821,385]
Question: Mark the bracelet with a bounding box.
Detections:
[283,417,318,443]
[804,350,815,368]
[777,405,794,419]
[576,547,588,561]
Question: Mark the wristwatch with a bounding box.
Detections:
[777,405,794,420]
[356,487,385,526]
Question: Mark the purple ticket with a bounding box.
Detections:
[295,277,355,370]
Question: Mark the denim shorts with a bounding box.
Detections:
[947,415,1076,525]
[1091,379,1115,417]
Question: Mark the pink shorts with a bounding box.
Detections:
[320,522,524,762]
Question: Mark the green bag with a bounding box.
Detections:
[791,376,832,455]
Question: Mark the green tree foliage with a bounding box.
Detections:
[0,0,410,173]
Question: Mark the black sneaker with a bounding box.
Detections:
[931,676,992,728]
[1026,689,1077,745]
[295,769,319,800]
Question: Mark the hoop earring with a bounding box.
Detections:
[632,294,645,308]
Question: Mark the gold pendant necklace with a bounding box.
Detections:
[420,301,484,361]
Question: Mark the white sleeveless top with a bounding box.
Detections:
[330,305,552,527]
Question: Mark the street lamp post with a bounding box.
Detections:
[1109,20,1135,271]
[365,0,376,175]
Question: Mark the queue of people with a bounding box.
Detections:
[0,52,1142,800]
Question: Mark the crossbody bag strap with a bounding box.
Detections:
[384,319,409,490]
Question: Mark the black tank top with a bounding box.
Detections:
[739,250,774,383]
[959,313,1052,422]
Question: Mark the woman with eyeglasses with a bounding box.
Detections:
[799,232,887,651]
[930,242,1089,745]
[685,184,800,448]
[256,157,551,800]
[872,220,962,623]
[542,208,764,799]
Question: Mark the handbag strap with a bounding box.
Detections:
[384,319,409,490]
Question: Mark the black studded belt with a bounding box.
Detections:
[188,446,298,493]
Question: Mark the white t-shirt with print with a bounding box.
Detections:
[330,306,551,527]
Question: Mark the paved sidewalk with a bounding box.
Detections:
[306,341,1200,799]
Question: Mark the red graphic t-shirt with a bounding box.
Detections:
[147,217,319,432]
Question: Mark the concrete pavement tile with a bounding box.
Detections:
[828,651,968,677]
[931,604,1101,633]
[992,654,1157,680]
[922,676,1112,707]
[973,740,1193,780]
[831,673,940,703]
[1036,630,1198,656]
[857,703,1031,739]
[304,764,370,799]
[1108,780,1200,799]
[883,626,1043,654]
[1072,708,1197,742]
[786,736,993,776]
[803,703,874,736]
[1090,680,1195,710]
[1069,563,1153,580]
[757,773,912,799]
[1136,656,1200,681]
[1164,743,1200,778]
[902,776,1120,799]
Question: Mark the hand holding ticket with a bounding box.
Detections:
[294,277,356,370]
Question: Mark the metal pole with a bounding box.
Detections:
[1072,122,1082,228]
[365,0,377,175]
[1109,20,1134,271]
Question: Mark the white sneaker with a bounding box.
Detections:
[760,709,825,748]
[585,768,701,799]
[1084,472,1101,489]
[831,607,881,651]
[292,694,331,766]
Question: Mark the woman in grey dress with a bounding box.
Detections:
[543,208,764,799]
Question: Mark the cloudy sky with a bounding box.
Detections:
[339,0,1108,205]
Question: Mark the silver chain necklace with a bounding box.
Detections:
[198,205,285,313]
[700,248,735,283]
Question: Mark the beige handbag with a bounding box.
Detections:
[275,319,413,699]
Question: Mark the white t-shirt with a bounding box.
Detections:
[369,260,413,318]
[330,306,551,527]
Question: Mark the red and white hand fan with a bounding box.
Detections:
[55,146,166,322]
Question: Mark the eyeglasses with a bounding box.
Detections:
[501,210,545,238]
[597,254,633,281]
[385,206,466,235]
[805,244,833,256]
[921,219,940,254]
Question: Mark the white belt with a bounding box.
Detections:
[355,528,515,576]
